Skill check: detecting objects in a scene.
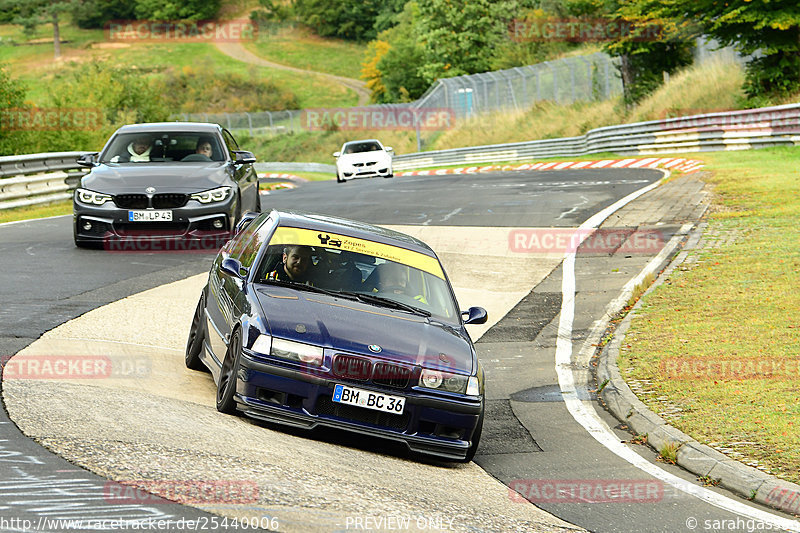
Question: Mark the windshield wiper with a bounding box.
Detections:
[259,279,359,300]
[347,292,432,317]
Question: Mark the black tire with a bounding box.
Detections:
[336,174,344,183]
[462,407,484,463]
[216,328,242,414]
[384,173,394,178]
[254,191,262,212]
[185,294,208,371]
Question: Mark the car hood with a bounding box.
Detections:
[254,286,473,374]
[81,162,230,194]
[338,151,391,165]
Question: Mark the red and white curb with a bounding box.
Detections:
[396,157,704,177]
[258,173,302,192]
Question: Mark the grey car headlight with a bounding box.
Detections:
[191,186,231,204]
[76,188,112,205]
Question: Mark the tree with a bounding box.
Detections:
[72,0,136,29]
[416,0,517,84]
[132,0,221,21]
[0,0,79,59]
[361,39,391,103]
[361,1,429,103]
[294,0,383,41]
[618,0,800,99]
[565,0,695,106]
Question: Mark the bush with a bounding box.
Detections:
[744,52,800,100]
[0,61,170,155]
[157,67,299,113]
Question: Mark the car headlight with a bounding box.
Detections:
[419,369,469,393]
[270,338,324,366]
[191,186,231,204]
[251,334,272,355]
[76,188,112,205]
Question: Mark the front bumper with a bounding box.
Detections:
[338,163,392,180]
[73,196,235,249]
[236,351,483,461]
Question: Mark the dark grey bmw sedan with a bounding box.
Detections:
[73,122,259,249]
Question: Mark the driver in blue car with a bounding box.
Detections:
[268,245,315,284]
[372,263,427,304]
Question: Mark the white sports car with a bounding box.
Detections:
[333,139,393,183]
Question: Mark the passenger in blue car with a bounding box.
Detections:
[267,245,314,284]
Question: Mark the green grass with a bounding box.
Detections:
[0,200,71,224]
[619,147,800,484]
[243,24,366,77]
[0,22,357,109]
[227,59,752,163]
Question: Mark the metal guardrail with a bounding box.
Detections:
[0,152,90,211]
[0,152,89,179]
[254,162,336,174]
[393,103,800,170]
[2,103,799,210]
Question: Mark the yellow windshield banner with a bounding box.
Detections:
[270,227,445,279]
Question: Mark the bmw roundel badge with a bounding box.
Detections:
[368,344,382,353]
[145,186,156,194]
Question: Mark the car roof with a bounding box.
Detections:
[269,210,436,257]
[114,122,223,134]
[342,139,383,146]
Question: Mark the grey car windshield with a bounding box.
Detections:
[100,132,226,163]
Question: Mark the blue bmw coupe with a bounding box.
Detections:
[186,210,487,461]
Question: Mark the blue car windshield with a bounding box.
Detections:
[254,242,460,324]
[100,132,226,163]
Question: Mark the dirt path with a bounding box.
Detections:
[215,41,371,105]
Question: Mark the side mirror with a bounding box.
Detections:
[333,152,341,158]
[235,211,260,234]
[233,151,257,165]
[221,257,247,278]
[462,307,487,325]
[385,146,393,153]
[77,152,99,168]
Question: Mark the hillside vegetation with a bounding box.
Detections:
[2,0,799,158]
[241,57,761,163]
